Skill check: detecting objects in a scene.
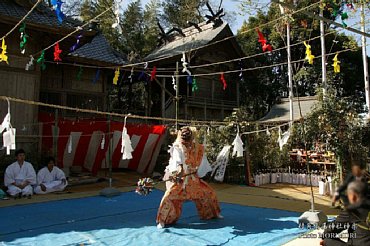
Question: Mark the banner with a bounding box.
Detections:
[212,145,231,182]
[39,114,166,175]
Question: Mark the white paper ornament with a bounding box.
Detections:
[121,115,133,160]
[181,52,191,75]
[111,1,122,33]
[232,133,244,157]
[25,55,34,71]
[172,76,177,91]
[0,113,10,133]
[67,135,72,154]
[101,135,105,149]
[278,127,290,150]
[121,127,133,160]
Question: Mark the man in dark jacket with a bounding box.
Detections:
[321,181,370,246]
[332,162,369,206]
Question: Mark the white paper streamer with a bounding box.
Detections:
[25,55,34,71]
[172,76,177,91]
[67,135,72,154]
[1,99,16,155]
[121,115,133,160]
[111,1,122,33]
[121,127,133,160]
[266,127,271,136]
[278,127,290,150]
[181,52,191,75]
[232,126,244,157]
[101,135,105,149]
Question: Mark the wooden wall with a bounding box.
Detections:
[0,22,109,154]
[40,64,107,117]
[0,23,41,152]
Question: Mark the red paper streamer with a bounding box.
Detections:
[150,66,157,81]
[220,73,227,90]
[256,28,273,52]
[54,42,62,62]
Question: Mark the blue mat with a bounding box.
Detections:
[0,190,305,246]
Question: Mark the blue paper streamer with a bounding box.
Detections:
[93,69,101,84]
[52,0,65,24]
[70,34,83,52]
[187,75,193,85]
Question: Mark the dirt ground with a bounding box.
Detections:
[0,171,338,216]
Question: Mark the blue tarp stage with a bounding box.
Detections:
[0,190,305,246]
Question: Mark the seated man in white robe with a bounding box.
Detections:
[4,149,36,198]
[34,157,67,194]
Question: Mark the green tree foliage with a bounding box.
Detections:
[237,0,366,120]
[143,0,161,55]
[120,0,144,56]
[291,86,369,176]
[79,0,95,21]
[161,0,205,28]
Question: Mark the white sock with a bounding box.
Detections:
[157,222,165,229]
[217,214,224,219]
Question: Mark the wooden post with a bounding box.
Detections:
[221,101,224,119]
[211,79,215,101]
[245,135,252,185]
[175,62,179,130]
[236,79,240,107]
[361,3,370,119]
[161,77,166,122]
[108,115,112,187]
[53,109,58,165]
[320,3,327,96]
[204,98,207,121]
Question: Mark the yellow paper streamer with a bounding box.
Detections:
[332,53,340,73]
[303,41,315,65]
[0,39,9,64]
[113,68,120,85]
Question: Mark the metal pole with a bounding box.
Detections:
[287,21,294,124]
[361,3,370,119]
[175,62,179,130]
[320,4,327,96]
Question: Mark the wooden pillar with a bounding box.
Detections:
[236,80,240,107]
[185,99,188,120]
[245,135,252,185]
[53,109,59,165]
[148,81,152,117]
[161,77,166,121]
[221,101,224,119]
[211,79,215,101]
[204,98,207,121]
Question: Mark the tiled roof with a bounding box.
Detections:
[69,34,126,65]
[0,0,125,65]
[145,21,234,61]
[0,0,80,30]
[259,96,318,123]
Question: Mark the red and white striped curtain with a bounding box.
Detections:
[39,114,167,175]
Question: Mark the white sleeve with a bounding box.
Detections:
[55,167,66,180]
[167,146,184,173]
[4,165,15,187]
[197,153,213,178]
[26,163,37,185]
[36,168,45,185]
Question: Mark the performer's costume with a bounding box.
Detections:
[156,141,221,226]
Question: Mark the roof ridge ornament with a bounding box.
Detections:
[205,1,225,28]
[157,20,185,47]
